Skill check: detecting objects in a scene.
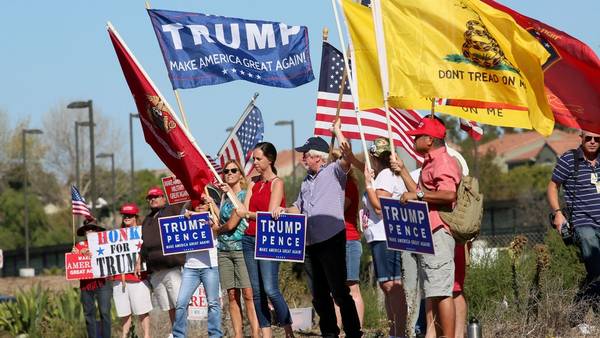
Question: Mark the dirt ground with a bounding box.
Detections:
[0,275,77,296]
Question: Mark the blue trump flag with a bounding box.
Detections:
[148,9,315,89]
[158,212,215,255]
[255,212,306,262]
[379,198,435,255]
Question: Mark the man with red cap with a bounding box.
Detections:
[136,186,186,329]
[391,116,462,338]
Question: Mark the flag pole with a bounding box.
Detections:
[216,93,260,159]
[323,28,349,156]
[72,214,76,246]
[107,22,239,207]
[332,0,372,171]
[371,0,396,159]
[145,1,190,131]
[431,98,436,118]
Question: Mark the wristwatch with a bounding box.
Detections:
[416,191,425,201]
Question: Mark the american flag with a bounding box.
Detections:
[71,185,91,217]
[215,105,264,175]
[459,119,484,141]
[313,41,423,163]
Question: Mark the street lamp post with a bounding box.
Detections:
[97,153,116,219]
[74,121,93,188]
[274,120,296,184]
[68,100,95,211]
[129,113,139,200]
[22,128,43,271]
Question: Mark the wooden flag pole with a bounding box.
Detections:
[145,1,190,131]
[431,98,436,118]
[331,0,372,171]
[204,186,218,222]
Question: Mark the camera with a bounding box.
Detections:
[549,211,573,245]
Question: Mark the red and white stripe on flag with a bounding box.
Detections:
[459,119,484,141]
[314,92,424,163]
[72,202,91,217]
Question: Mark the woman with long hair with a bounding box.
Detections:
[238,142,295,338]
[210,159,260,338]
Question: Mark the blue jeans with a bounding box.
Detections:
[574,226,600,281]
[81,282,112,338]
[172,266,222,338]
[242,235,292,328]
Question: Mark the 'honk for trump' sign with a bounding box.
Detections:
[148,9,314,89]
[159,212,215,255]
[87,226,144,278]
[379,198,435,255]
[255,212,306,262]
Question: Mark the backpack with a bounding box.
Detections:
[419,173,484,243]
[438,176,484,243]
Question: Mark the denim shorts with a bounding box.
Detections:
[370,240,402,282]
[346,240,362,282]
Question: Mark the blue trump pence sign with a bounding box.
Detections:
[379,198,435,255]
[255,212,306,262]
[148,9,314,89]
[159,212,215,255]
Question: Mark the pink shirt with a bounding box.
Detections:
[418,147,461,232]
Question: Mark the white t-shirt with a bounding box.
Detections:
[184,246,218,269]
[362,168,407,243]
[361,168,421,243]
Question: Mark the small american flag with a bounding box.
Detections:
[71,186,91,217]
[460,119,484,141]
[215,105,264,175]
[313,41,423,163]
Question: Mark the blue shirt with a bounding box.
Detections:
[293,160,348,245]
[218,190,248,251]
[552,148,600,228]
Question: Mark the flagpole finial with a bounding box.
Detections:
[145,1,151,9]
[323,27,329,42]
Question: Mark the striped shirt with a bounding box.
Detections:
[293,160,348,245]
[552,148,600,228]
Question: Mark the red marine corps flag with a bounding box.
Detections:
[481,0,600,133]
[107,22,215,200]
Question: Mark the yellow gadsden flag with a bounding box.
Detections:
[342,0,554,135]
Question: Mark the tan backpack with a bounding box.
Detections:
[421,175,484,243]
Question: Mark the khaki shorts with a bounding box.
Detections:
[149,267,182,311]
[113,280,153,317]
[419,230,455,298]
[218,250,251,290]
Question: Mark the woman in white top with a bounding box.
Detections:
[358,137,408,337]
[171,200,222,338]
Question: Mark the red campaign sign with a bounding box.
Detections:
[161,176,191,205]
[65,253,94,281]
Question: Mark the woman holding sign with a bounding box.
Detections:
[212,160,260,338]
[111,203,152,338]
[361,138,409,337]
[238,142,295,338]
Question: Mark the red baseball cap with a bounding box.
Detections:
[120,203,140,215]
[146,186,164,198]
[407,117,446,139]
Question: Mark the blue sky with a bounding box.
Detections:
[1,0,598,170]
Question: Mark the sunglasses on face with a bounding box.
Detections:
[223,168,239,175]
[584,135,600,143]
[122,214,136,219]
[146,195,162,201]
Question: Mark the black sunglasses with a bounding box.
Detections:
[223,168,239,175]
[584,135,600,143]
[122,214,136,219]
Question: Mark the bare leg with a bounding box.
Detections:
[283,324,295,338]
[227,288,244,338]
[453,292,467,338]
[261,327,272,338]
[334,297,342,329]
[242,288,261,338]
[425,299,437,338]
[168,308,176,325]
[120,315,132,338]
[430,296,455,338]
[348,282,364,328]
[138,313,151,338]
[381,280,407,337]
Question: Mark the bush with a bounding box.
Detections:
[0,284,49,337]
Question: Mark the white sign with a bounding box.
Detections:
[187,285,223,321]
[87,226,144,278]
